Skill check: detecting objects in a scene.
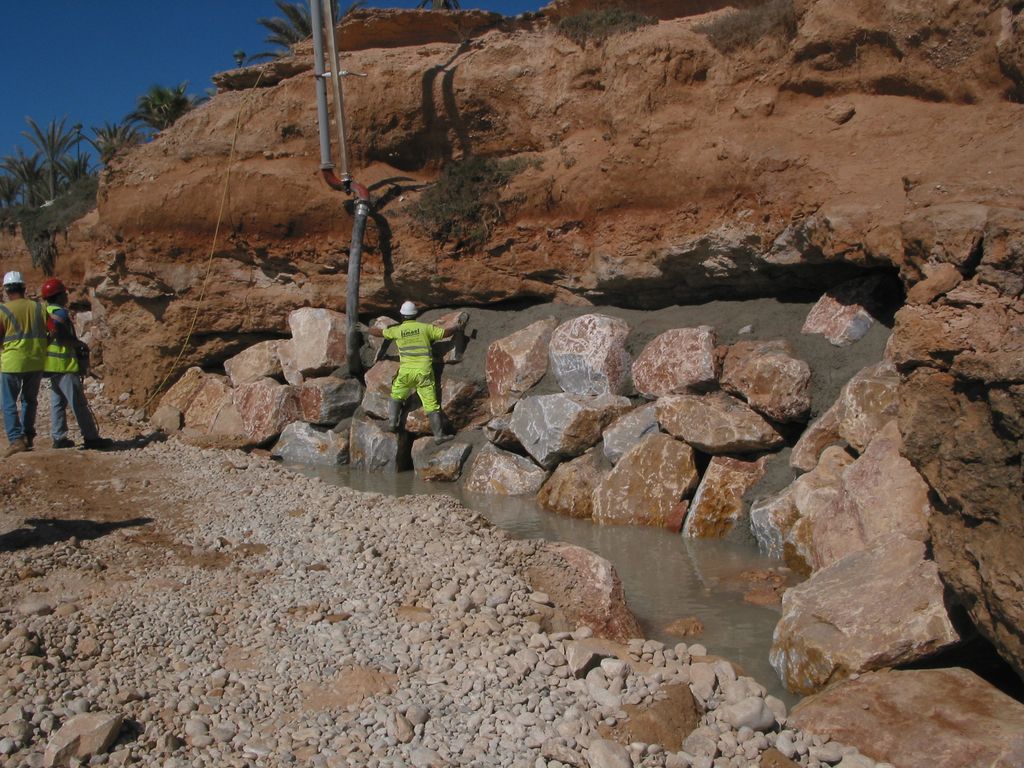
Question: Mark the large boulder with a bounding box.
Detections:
[790,360,900,472]
[486,317,558,415]
[801,274,888,347]
[511,393,632,468]
[770,537,961,695]
[657,392,784,453]
[592,433,699,527]
[297,375,364,425]
[406,377,485,434]
[789,667,1024,768]
[526,542,642,643]
[232,377,301,445]
[483,414,521,450]
[271,422,349,466]
[683,455,769,538]
[348,417,411,471]
[807,420,932,570]
[548,314,632,396]
[44,712,122,767]
[462,444,548,496]
[537,447,610,519]
[181,373,237,433]
[223,340,283,386]
[631,326,717,398]
[601,403,659,465]
[157,366,205,414]
[360,360,401,420]
[720,340,811,423]
[411,438,472,482]
[278,307,349,384]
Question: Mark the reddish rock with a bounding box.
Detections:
[537,447,610,519]
[721,340,811,423]
[656,392,784,454]
[808,421,931,570]
[790,360,899,471]
[905,262,963,305]
[592,433,699,527]
[683,455,769,539]
[770,537,960,695]
[360,360,401,421]
[44,712,123,767]
[631,326,717,398]
[511,393,632,468]
[663,500,689,533]
[181,374,235,433]
[526,542,642,643]
[801,274,888,347]
[486,317,557,415]
[462,444,548,496]
[790,668,1024,768]
[223,340,283,387]
[297,375,363,426]
[411,438,472,482]
[278,307,349,385]
[157,366,205,414]
[232,377,301,445]
[548,314,632,396]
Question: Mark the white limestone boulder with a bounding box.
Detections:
[548,314,632,396]
[411,438,472,482]
[297,375,363,426]
[349,416,411,472]
[224,340,283,387]
[271,422,349,466]
[511,393,631,469]
[278,307,349,384]
[601,403,660,465]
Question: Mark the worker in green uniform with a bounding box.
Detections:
[368,301,454,444]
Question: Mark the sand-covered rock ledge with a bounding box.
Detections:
[1,436,887,768]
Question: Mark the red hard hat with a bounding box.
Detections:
[40,278,66,299]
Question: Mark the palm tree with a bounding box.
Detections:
[0,174,22,208]
[253,0,369,60]
[417,0,461,8]
[58,155,93,185]
[128,83,205,132]
[89,121,146,165]
[1,147,46,206]
[21,116,77,202]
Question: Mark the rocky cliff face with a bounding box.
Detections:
[2,0,1021,680]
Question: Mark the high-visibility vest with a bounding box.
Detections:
[43,304,79,374]
[382,320,446,373]
[0,298,48,373]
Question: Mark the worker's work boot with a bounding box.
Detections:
[428,412,453,445]
[3,437,28,458]
[384,399,402,433]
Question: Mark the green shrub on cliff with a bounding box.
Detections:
[556,8,656,47]
[6,176,98,274]
[410,156,528,247]
[697,0,797,54]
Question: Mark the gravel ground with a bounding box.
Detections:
[0,383,887,768]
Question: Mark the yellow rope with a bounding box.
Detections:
[142,69,266,412]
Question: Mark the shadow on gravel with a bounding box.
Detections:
[86,432,168,453]
[0,516,152,552]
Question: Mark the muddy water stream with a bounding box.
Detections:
[299,464,796,705]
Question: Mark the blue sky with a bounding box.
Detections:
[1,0,541,165]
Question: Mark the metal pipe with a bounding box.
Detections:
[346,197,371,375]
[310,0,335,178]
[322,0,352,187]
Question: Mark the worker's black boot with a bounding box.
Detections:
[428,412,453,445]
[384,399,402,433]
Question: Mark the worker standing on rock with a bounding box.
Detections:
[368,301,455,445]
[0,271,47,457]
[41,278,112,451]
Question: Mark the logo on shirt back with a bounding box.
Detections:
[401,328,420,338]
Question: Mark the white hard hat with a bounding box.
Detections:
[400,300,418,317]
[2,271,24,287]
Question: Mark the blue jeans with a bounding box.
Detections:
[48,373,99,442]
[1,371,41,443]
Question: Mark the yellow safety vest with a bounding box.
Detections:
[382,320,446,373]
[0,298,48,373]
[44,304,80,374]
